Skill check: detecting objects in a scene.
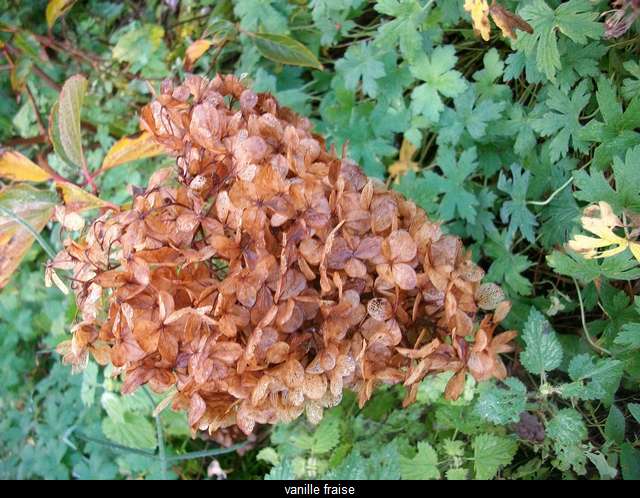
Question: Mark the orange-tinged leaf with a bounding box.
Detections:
[464,0,491,41]
[46,0,78,29]
[185,39,213,70]
[56,181,109,212]
[388,138,419,181]
[489,1,533,40]
[0,149,52,182]
[101,132,166,171]
[0,184,58,288]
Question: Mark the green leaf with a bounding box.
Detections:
[586,451,618,479]
[628,403,640,424]
[620,443,640,480]
[484,230,533,296]
[56,74,87,170]
[433,146,479,223]
[615,322,640,349]
[531,79,590,161]
[393,170,440,217]
[547,250,640,282]
[310,417,340,454]
[257,447,280,466]
[472,434,517,480]
[399,441,440,480]
[622,61,640,102]
[252,32,323,70]
[111,23,168,78]
[520,307,563,375]
[80,361,98,407]
[497,164,537,243]
[474,378,527,425]
[436,88,506,146]
[574,145,640,212]
[264,458,296,480]
[559,354,624,404]
[373,0,426,62]
[517,0,603,81]
[101,412,157,451]
[409,45,466,123]
[445,468,468,480]
[580,78,640,170]
[604,405,625,445]
[48,102,76,170]
[547,408,587,447]
[234,0,290,34]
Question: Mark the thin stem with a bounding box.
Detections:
[0,206,56,259]
[73,430,158,458]
[166,442,247,462]
[155,413,168,480]
[572,278,612,356]
[527,177,573,206]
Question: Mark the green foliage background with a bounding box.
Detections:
[0,0,639,480]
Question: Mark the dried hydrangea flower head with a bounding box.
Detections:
[50,73,516,436]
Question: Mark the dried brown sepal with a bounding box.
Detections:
[51,73,517,438]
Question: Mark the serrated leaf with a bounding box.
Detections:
[445,468,468,480]
[252,32,322,70]
[311,417,340,454]
[547,408,587,446]
[548,250,640,282]
[399,441,440,480]
[409,45,466,123]
[46,0,78,28]
[559,354,623,404]
[0,150,51,182]
[256,447,280,466]
[0,184,58,288]
[574,145,640,212]
[101,132,166,171]
[474,377,527,425]
[473,434,517,480]
[517,0,602,81]
[497,164,537,243]
[335,42,385,98]
[520,308,563,375]
[579,79,640,170]
[80,361,98,407]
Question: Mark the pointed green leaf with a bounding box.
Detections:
[252,32,322,70]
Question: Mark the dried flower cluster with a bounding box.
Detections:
[604,0,640,39]
[50,74,516,436]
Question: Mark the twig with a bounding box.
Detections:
[25,83,46,135]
